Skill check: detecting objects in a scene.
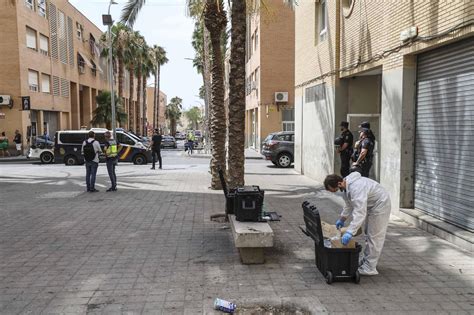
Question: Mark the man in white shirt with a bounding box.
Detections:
[81,131,102,192]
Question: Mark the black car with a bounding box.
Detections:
[161,136,177,149]
[261,131,294,168]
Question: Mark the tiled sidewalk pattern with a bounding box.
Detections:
[0,161,472,314]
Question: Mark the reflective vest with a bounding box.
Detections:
[105,140,118,157]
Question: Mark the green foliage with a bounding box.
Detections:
[185,106,203,130]
[165,97,183,136]
[91,91,127,129]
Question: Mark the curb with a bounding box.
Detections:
[181,152,263,160]
[0,157,32,163]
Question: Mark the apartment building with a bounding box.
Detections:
[294,0,474,242]
[0,0,124,149]
[145,86,167,134]
[245,0,295,151]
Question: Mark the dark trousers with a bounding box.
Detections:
[187,140,194,154]
[361,161,372,178]
[106,158,117,189]
[85,161,98,191]
[340,152,352,177]
[152,149,162,169]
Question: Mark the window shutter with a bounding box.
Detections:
[26,27,37,49]
[42,74,50,93]
[28,70,38,85]
[40,35,49,53]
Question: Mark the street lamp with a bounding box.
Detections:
[102,0,118,140]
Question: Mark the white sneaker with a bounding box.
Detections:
[358,263,378,276]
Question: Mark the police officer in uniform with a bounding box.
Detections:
[353,128,374,177]
[150,129,162,170]
[336,121,353,177]
[104,131,118,191]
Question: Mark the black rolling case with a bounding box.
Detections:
[234,186,264,222]
[301,201,361,284]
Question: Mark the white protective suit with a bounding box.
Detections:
[341,172,391,272]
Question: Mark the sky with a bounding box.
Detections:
[69,0,202,110]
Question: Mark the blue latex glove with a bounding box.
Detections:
[341,232,353,245]
[335,219,345,230]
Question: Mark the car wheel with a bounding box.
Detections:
[64,155,78,166]
[133,154,147,165]
[276,153,292,168]
[40,151,54,164]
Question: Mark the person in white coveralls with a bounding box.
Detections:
[324,172,391,276]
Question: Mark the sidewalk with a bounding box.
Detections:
[183,148,263,160]
[0,162,472,314]
[0,155,31,163]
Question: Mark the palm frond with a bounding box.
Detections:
[121,0,146,27]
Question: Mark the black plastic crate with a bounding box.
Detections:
[234,186,264,222]
[301,201,361,284]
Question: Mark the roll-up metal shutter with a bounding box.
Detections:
[415,37,474,231]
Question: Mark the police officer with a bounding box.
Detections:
[336,121,353,177]
[150,129,162,170]
[104,131,118,191]
[352,128,374,177]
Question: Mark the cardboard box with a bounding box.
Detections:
[321,221,361,249]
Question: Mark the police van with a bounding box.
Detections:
[54,128,152,165]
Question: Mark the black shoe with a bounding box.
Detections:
[159,167,162,169]
[151,167,155,170]
[106,188,114,192]
[89,189,99,193]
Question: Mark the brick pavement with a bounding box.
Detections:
[0,160,472,314]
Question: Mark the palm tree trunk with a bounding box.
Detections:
[129,67,134,131]
[204,0,227,190]
[202,27,212,147]
[227,0,246,189]
[153,66,158,130]
[118,54,124,104]
[142,75,147,136]
[156,64,161,131]
[136,68,142,135]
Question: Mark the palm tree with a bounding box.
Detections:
[165,97,183,137]
[91,91,127,129]
[140,45,154,136]
[185,106,203,130]
[203,0,228,189]
[227,0,247,188]
[133,34,146,135]
[123,30,140,132]
[150,45,168,131]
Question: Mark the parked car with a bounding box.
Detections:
[261,131,294,168]
[161,136,177,149]
[28,147,55,164]
[175,132,186,140]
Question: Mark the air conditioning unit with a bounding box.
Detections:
[0,95,11,106]
[275,92,288,102]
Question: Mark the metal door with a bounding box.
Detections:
[415,37,474,231]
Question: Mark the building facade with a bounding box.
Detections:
[145,86,167,134]
[245,0,295,151]
[295,0,474,237]
[0,0,137,151]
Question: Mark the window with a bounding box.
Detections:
[250,33,254,57]
[305,83,326,103]
[37,0,46,17]
[89,34,96,56]
[28,70,39,92]
[276,134,293,141]
[59,133,87,144]
[282,109,295,132]
[254,29,258,52]
[117,133,135,145]
[39,34,49,56]
[76,22,83,40]
[77,54,85,74]
[319,0,327,38]
[26,27,37,50]
[91,60,97,76]
[41,74,50,93]
[25,0,34,10]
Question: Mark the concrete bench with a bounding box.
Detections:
[229,215,274,264]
